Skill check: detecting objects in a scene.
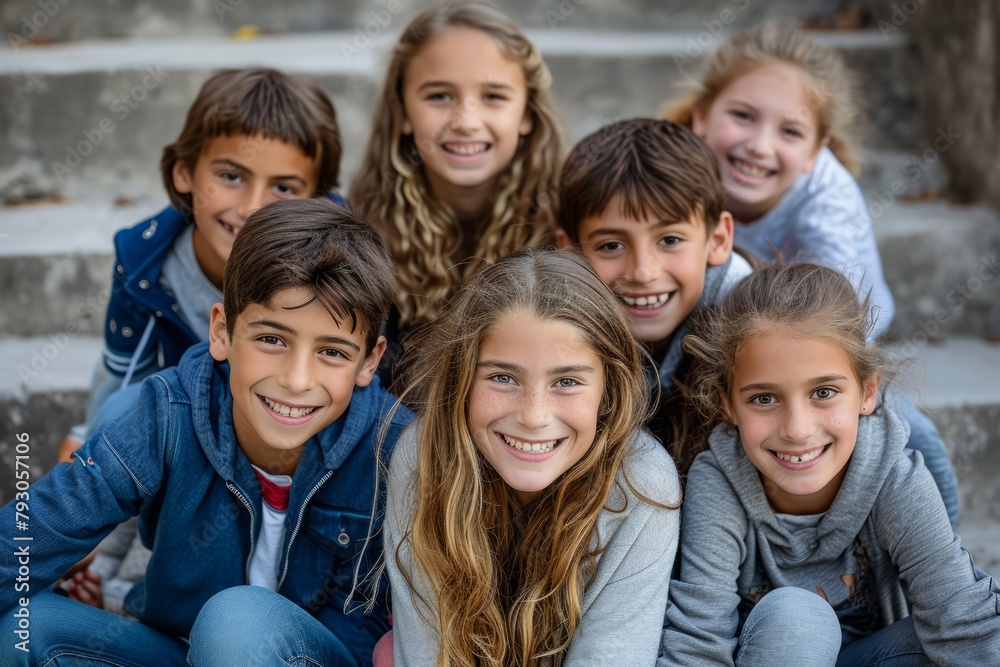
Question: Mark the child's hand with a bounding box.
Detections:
[63,570,104,609]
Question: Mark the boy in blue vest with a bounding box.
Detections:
[0,198,412,666]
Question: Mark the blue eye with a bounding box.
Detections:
[490,374,515,385]
[555,378,579,388]
[812,387,837,400]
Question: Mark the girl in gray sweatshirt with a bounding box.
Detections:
[383,249,681,666]
[660,263,1000,666]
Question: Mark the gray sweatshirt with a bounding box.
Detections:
[660,402,1000,666]
[733,147,894,340]
[385,425,681,666]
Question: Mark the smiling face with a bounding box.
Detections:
[208,287,385,475]
[401,27,533,212]
[468,310,604,502]
[572,195,732,349]
[726,329,879,515]
[173,134,320,288]
[692,63,825,223]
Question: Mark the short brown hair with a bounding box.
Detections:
[223,198,394,354]
[161,68,341,214]
[557,118,724,243]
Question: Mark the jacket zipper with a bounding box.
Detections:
[277,470,335,590]
[227,482,256,583]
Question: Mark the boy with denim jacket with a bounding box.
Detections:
[0,198,412,666]
[556,119,753,473]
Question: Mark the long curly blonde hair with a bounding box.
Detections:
[350,2,562,330]
[399,248,658,667]
[661,23,863,175]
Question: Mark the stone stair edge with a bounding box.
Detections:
[2,195,996,258]
[0,28,909,75]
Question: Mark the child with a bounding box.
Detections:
[662,23,961,528]
[663,24,892,334]
[660,263,1000,666]
[556,118,753,473]
[61,67,342,455]
[56,66,343,612]
[0,198,413,666]
[350,2,562,384]
[383,248,680,665]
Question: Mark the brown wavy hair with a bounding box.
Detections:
[350,2,562,331]
[398,248,663,666]
[661,23,862,175]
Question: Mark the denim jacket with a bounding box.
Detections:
[0,342,412,662]
[103,193,350,391]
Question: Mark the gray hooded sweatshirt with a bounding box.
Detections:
[660,403,1000,666]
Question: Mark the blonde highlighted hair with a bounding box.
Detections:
[683,262,893,433]
[661,23,863,175]
[399,247,659,667]
[350,2,562,331]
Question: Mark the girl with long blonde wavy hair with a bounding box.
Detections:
[379,248,680,667]
[350,3,562,383]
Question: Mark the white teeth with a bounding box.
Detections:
[444,142,489,155]
[263,396,317,419]
[619,293,670,309]
[500,433,558,453]
[774,448,823,464]
[732,157,771,178]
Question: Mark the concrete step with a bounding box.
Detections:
[0,334,100,504]
[0,334,996,568]
[0,197,157,337]
[874,201,1000,341]
[901,337,1000,571]
[5,197,996,338]
[1,0,845,42]
[0,29,918,201]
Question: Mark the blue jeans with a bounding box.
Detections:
[187,586,359,666]
[838,616,930,667]
[737,587,841,666]
[897,399,960,530]
[737,588,929,667]
[0,589,189,666]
